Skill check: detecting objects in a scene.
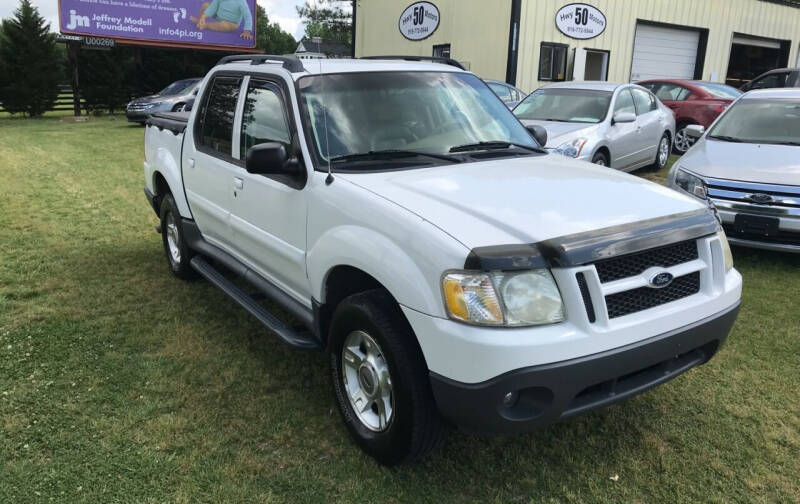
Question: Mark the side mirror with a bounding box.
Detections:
[245,142,296,175]
[685,124,705,138]
[192,88,199,96]
[612,112,636,124]
[740,82,751,92]
[526,124,548,147]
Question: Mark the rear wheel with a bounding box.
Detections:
[159,193,196,280]
[329,290,445,465]
[651,133,671,171]
[591,151,609,167]
[673,124,696,154]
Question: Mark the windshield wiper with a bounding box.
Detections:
[330,149,460,164]
[449,141,542,153]
[707,135,743,143]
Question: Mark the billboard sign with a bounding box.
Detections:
[58,0,257,50]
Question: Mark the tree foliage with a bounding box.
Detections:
[256,5,297,54]
[297,0,352,46]
[0,0,60,116]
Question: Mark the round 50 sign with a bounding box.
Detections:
[556,3,606,40]
[399,2,440,41]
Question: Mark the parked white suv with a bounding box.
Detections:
[143,55,742,465]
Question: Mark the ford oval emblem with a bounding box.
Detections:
[746,193,773,204]
[649,272,674,289]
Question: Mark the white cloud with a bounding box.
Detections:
[0,0,60,31]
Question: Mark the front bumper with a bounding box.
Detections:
[429,302,739,434]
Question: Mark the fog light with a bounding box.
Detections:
[502,391,519,407]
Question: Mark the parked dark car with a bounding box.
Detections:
[740,68,800,92]
[638,79,742,153]
[126,78,201,124]
[485,79,526,108]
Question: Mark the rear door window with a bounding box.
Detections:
[751,72,790,89]
[655,84,691,101]
[197,76,242,156]
[488,82,512,101]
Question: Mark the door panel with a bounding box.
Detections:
[631,88,661,164]
[182,75,243,246]
[607,89,639,169]
[230,79,310,302]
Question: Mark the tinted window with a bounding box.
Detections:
[693,82,742,99]
[655,84,691,101]
[240,81,291,159]
[198,76,241,156]
[539,43,568,81]
[631,88,657,114]
[613,89,636,115]
[489,82,512,101]
[751,72,790,89]
[514,88,612,123]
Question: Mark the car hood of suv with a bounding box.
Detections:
[680,138,800,186]
[340,154,705,249]
[519,119,600,148]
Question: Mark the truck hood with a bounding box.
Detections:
[680,138,800,186]
[519,119,600,148]
[340,154,705,249]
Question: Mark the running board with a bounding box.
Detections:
[190,256,321,351]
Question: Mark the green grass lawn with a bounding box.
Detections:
[1,116,798,503]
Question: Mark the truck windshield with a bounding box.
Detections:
[297,71,537,168]
[513,88,612,123]
[707,99,800,145]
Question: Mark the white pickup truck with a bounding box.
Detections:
[143,55,742,465]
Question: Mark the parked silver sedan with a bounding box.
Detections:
[667,88,800,253]
[513,82,675,171]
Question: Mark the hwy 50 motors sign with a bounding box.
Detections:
[399,2,440,41]
[556,3,606,40]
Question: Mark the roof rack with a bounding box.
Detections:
[216,54,306,73]
[360,55,466,70]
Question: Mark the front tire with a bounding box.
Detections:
[591,151,609,167]
[159,193,196,280]
[329,290,445,465]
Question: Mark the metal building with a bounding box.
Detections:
[354,0,800,92]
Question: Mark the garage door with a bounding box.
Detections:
[630,23,700,81]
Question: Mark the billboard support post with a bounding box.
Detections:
[66,41,81,116]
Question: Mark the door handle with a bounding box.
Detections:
[234,177,244,190]
[187,158,195,168]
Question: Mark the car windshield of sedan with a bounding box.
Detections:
[297,72,538,167]
[513,88,612,123]
[159,79,199,96]
[693,82,742,99]
[708,99,800,145]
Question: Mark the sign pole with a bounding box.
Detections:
[66,41,81,117]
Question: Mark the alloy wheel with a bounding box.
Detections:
[341,330,394,432]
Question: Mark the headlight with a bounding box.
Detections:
[718,230,734,272]
[144,102,162,109]
[674,167,707,199]
[442,270,565,326]
[554,138,588,158]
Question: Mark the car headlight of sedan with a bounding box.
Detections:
[674,167,708,199]
[144,101,162,109]
[554,138,588,158]
[442,270,565,326]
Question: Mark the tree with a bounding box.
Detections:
[255,5,297,54]
[0,0,60,116]
[296,0,352,47]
